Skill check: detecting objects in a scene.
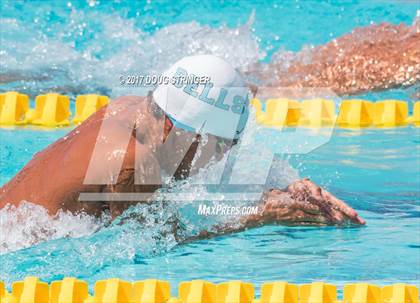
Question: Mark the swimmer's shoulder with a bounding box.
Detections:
[113,95,148,106]
[109,95,156,115]
[70,95,161,137]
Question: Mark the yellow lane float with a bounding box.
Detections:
[217,281,254,303]
[381,283,419,303]
[250,98,419,128]
[298,99,336,127]
[179,280,216,303]
[299,282,337,303]
[0,91,109,128]
[407,101,419,126]
[337,99,374,127]
[260,282,298,303]
[343,283,381,303]
[1,91,420,129]
[373,100,408,127]
[29,93,71,127]
[0,278,418,303]
[132,279,170,303]
[253,98,300,127]
[0,281,5,297]
[11,277,49,303]
[50,278,89,303]
[90,278,132,303]
[73,94,109,124]
[0,91,30,125]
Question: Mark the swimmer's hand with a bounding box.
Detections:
[257,178,365,226]
[188,179,365,241]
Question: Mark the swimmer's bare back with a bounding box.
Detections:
[0,96,166,217]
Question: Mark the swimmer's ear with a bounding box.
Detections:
[216,140,226,154]
[216,137,237,154]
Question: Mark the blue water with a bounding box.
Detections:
[1,0,418,98]
[1,0,419,294]
[1,126,419,292]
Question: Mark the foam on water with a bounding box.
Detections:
[0,202,104,254]
[0,8,261,97]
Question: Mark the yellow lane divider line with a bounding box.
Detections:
[0,277,418,303]
[0,91,419,128]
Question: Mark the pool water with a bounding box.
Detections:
[0,0,419,293]
[1,126,419,291]
[1,0,418,99]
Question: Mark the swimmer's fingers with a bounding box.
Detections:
[286,178,365,225]
[303,179,365,225]
[327,194,366,225]
[261,189,336,226]
[319,186,365,225]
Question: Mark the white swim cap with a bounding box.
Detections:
[153,55,249,139]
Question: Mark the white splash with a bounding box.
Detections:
[0,9,262,97]
[0,202,105,254]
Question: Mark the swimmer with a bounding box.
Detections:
[0,54,366,235]
[4,19,417,235]
[246,22,419,94]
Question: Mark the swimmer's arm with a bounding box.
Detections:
[247,22,419,95]
[250,178,364,226]
[189,179,365,241]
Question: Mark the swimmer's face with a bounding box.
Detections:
[161,106,237,155]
